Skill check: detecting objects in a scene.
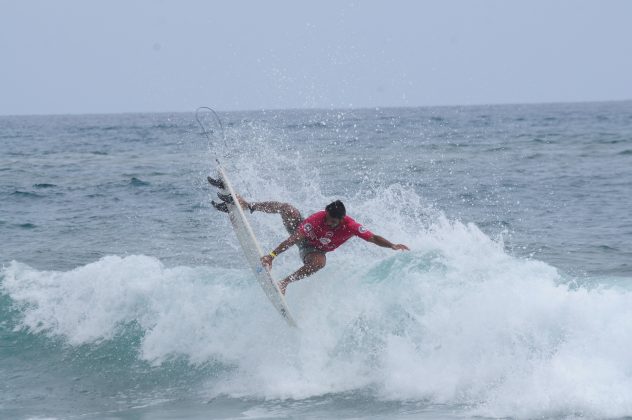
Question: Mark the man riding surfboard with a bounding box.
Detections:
[208,176,409,294]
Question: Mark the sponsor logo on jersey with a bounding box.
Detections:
[303,223,312,232]
[325,231,334,238]
[319,237,332,245]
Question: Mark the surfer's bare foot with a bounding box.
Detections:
[218,193,254,213]
[278,279,289,295]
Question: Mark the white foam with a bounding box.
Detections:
[3,209,632,418]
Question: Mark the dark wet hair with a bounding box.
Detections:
[325,200,346,219]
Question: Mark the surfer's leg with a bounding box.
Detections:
[278,252,326,295]
[216,194,302,232]
[214,193,258,215]
[249,201,303,233]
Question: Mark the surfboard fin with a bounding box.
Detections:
[218,192,256,213]
[217,192,234,204]
[207,176,225,189]
[211,200,229,213]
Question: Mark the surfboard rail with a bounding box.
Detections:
[216,164,298,327]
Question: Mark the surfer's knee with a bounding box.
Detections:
[280,203,300,219]
[280,204,302,230]
[304,252,326,270]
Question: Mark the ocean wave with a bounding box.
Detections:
[129,177,151,187]
[2,213,632,418]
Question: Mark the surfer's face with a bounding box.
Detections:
[325,214,342,228]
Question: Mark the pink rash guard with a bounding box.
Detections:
[297,210,373,252]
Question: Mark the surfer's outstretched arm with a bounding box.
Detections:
[367,234,410,251]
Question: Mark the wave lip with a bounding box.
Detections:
[129,177,150,187]
[9,190,44,198]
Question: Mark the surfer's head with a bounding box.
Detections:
[325,200,346,227]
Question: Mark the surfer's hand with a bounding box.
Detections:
[261,255,274,269]
[392,244,410,251]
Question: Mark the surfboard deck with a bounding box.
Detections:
[215,164,298,327]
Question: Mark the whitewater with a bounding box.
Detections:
[1,102,631,419]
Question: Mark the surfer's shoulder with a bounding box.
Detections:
[306,210,327,220]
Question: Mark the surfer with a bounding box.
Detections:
[208,176,409,295]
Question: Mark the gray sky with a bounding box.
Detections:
[1,0,631,115]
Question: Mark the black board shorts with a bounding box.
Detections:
[285,212,323,263]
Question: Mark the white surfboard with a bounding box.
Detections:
[215,164,298,327]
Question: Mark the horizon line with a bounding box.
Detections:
[2,98,630,118]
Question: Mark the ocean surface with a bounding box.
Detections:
[1,101,632,419]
